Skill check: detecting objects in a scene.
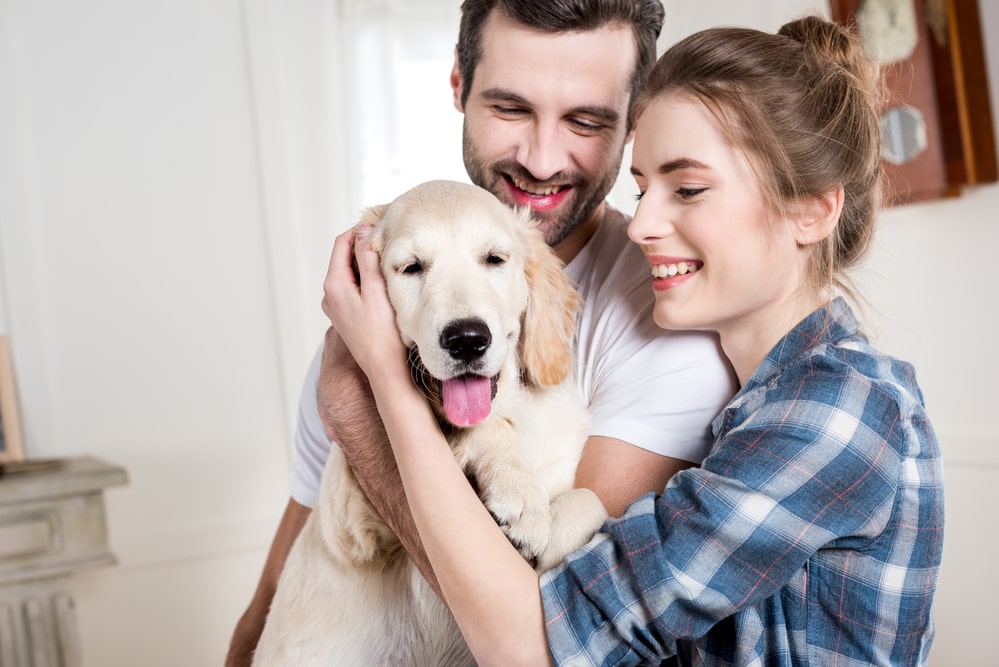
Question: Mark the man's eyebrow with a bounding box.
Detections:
[480,87,530,105]
[479,87,620,123]
[630,158,710,177]
[572,105,620,123]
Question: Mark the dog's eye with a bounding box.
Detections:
[485,254,506,266]
[399,261,424,275]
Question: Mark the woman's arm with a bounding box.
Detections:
[323,227,554,666]
[373,372,551,665]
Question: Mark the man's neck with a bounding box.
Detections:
[552,201,607,265]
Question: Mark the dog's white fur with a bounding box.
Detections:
[253,180,607,666]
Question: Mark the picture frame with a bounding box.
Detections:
[0,335,25,464]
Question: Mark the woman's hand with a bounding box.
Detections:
[322,226,408,385]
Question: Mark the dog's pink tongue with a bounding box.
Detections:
[442,375,492,426]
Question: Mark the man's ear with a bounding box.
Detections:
[794,187,843,247]
[450,49,464,113]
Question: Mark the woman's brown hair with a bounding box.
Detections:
[638,16,883,296]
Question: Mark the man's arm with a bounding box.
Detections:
[317,327,442,595]
[575,436,695,517]
[225,498,311,667]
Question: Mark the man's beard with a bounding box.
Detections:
[462,127,621,247]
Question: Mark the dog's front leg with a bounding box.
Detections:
[452,418,553,562]
[535,488,607,571]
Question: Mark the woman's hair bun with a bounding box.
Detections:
[778,15,881,101]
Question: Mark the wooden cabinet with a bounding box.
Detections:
[0,458,126,667]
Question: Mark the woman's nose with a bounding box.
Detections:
[627,196,673,245]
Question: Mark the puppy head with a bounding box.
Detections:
[356,180,579,424]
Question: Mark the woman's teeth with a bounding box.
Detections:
[512,177,561,196]
[652,262,699,279]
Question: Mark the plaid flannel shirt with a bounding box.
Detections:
[541,298,944,666]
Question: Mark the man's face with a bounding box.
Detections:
[453,11,636,250]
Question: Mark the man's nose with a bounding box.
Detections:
[515,121,569,182]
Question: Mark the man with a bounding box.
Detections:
[226,1,737,664]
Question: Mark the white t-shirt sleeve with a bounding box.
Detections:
[289,343,333,508]
[586,323,735,463]
[570,213,737,464]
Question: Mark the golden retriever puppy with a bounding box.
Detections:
[253,180,607,666]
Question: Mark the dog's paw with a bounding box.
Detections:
[535,488,608,571]
[484,487,553,561]
[502,505,553,562]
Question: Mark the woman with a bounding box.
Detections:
[324,15,944,666]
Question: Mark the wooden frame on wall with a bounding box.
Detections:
[928,0,998,188]
[0,335,25,464]
[829,0,997,205]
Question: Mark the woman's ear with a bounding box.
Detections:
[450,50,464,113]
[794,187,844,247]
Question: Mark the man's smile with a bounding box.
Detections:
[504,175,572,211]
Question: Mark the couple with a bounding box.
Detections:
[234,1,944,665]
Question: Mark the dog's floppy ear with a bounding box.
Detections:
[520,216,581,388]
[355,203,389,254]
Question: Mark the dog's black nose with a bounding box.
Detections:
[440,318,491,362]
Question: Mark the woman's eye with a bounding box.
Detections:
[677,187,708,200]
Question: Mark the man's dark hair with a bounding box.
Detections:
[456,0,665,129]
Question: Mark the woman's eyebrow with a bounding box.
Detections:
[630,157,710,177]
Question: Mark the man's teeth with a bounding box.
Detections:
[512,177,561,196]
[652,262,699,279]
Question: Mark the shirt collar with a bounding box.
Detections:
[742,296,861,392]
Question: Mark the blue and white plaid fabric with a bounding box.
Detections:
[541,298,944,666]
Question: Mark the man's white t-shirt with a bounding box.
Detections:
[290,207,737,508]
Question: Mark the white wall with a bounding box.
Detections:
[0,0,994,665]
[0,1,320,664]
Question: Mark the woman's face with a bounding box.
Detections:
[628,93,814,367]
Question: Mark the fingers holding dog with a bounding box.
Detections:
[323,225,407,382]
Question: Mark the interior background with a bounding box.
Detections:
[0,0,992,664]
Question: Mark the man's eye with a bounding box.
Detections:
[570,118,605,133]
[494,105,526,117]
